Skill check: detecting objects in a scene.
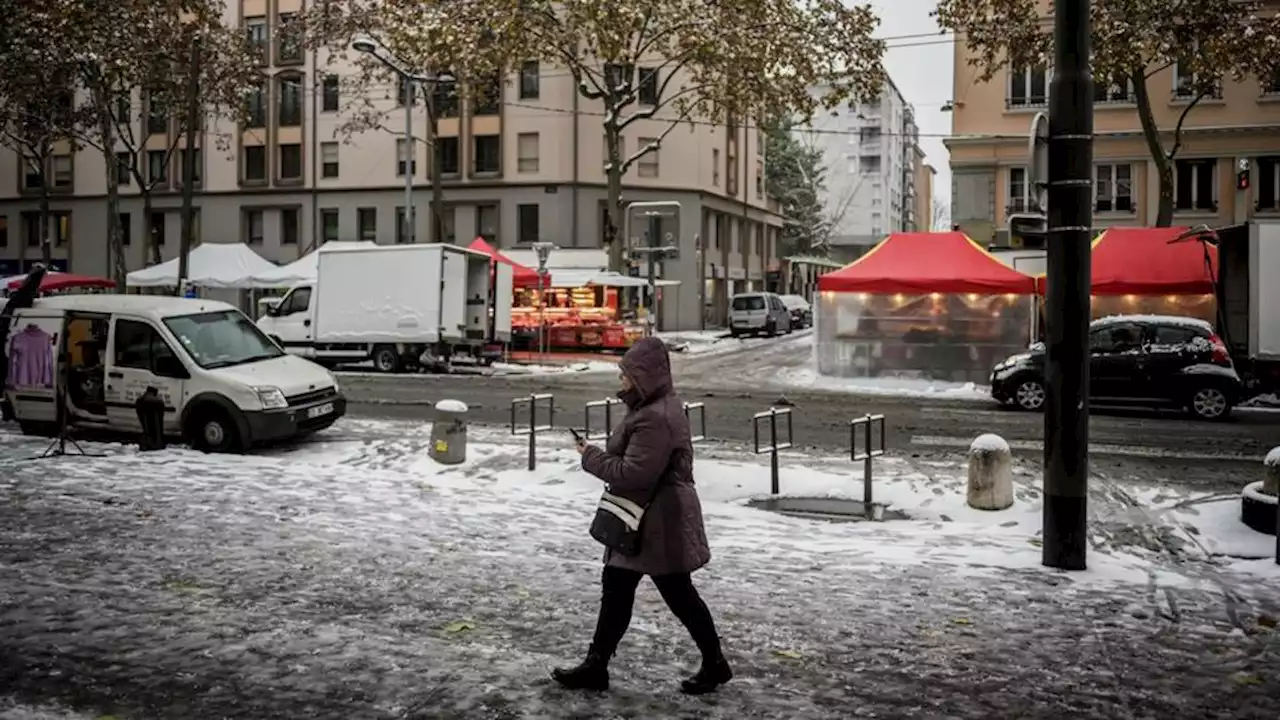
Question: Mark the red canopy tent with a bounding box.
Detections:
[817,231,1038,295]
[1084,226,1217,295]
[4,271,116,293]
[466,237,547,289]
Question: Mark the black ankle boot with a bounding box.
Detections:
[680,653,732,695]
[551,651,610,691]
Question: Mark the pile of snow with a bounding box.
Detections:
[434,399,469,413]
[490,360,616,376]
[777,366,991,400]
[969,433,1010,455]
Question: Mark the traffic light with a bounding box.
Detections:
[1237,169,1250,191]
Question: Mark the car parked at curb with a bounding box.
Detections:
[729,292,792,337]
[990,314,1243,421]
[779,294,813,329]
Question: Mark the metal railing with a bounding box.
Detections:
[683,402,707,443]
[584,397,623,440]
[510,393,555,471]
[752,407,794,495]
[850,413,887,518]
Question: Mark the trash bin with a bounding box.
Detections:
[429,399,469,465]
[135,386,166,451]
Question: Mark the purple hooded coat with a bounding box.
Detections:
[581,337,712,576]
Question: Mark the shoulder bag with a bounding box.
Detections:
[588,452,676,557]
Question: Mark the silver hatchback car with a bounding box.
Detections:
[729,292,792,337]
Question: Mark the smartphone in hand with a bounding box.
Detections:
[568,427,584,444]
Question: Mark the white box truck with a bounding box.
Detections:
[1212,221,1280,399]
[257,244,513,373]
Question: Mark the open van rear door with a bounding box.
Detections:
[4,309,66,425]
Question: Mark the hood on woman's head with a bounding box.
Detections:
[618,337,673,402]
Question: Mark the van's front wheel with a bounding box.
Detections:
[187,406,242,453]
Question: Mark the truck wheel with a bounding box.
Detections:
[1188,385,1233,421]
[372,346,401,373]
[187,406,242,453]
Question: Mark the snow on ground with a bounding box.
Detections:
[335,359,616,380]
[661,329,812,358]
[776,365,993,400]
[1,418,1277,717]
[0,699,95,720]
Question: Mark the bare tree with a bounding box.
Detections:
[931,199,950,232]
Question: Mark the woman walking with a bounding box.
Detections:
[554,337,732,695]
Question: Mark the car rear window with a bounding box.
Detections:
[1152,326,1202,346]
[733,296,765,311]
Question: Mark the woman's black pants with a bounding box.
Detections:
[589,565,722,663]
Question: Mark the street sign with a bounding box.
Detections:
[625,201,681,259]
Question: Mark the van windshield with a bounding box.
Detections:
[164,310,284,369]
[732,296,765,311]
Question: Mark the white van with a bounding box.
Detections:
[729,292,792,337]
[3,295,345,452]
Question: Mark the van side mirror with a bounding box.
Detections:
[154,355,189,379]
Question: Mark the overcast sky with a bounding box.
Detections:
[869,0,954,214]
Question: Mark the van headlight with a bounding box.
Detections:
[254,387,289,410]
[329,373,340,394]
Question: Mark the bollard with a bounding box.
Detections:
[966,434,1014,511]
[510,393,555,471]
[429,399,469,465]
[850,414,886,518]
[683,402,707,443]
[134,387,166,451]
[752,407,794,494]
[584,397,623,441]
[1265,447,1280,497]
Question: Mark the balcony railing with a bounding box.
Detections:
[1006,198,1042,214]
[1006,95,1047,109]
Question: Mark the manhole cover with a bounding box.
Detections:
[746,496,910,523]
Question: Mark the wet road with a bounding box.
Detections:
[0,425,1277,719]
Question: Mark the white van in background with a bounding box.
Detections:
[729,292,793,337]
[3,295,344,452]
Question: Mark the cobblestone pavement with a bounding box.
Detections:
[0,423,1278,719]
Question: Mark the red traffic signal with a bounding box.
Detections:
[1237,170,1250,191]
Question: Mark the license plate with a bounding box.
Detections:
[307,403,334,419]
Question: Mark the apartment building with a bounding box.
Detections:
[946,42,1280,246]
[0,0,780,331]
[912,148,936,230]
[799,77,925,261]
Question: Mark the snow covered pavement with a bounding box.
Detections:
[0,420,1277,719]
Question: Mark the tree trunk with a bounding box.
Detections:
[1130,70,1175,227]
[96,92,127,290]
[144,191,161,266]
[603,125,624,273]
[428,94,445,242]
[38,177,52,267]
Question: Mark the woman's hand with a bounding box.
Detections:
[575,440,588,455]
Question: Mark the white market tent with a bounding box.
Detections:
[251,241,375,288]
[126,243,279,289]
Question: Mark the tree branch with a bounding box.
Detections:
[616,115,685,175]
[1166,89,1207,161]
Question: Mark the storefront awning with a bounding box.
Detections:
[817,231,1038,295]
[548,270,666,288]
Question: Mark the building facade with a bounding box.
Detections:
[912,149,936,231]
[0,0,781,331]
[800,77,924,261]
[946,39,1280,246]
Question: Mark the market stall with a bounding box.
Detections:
[126,242,279,289]
[3,271,116,296]
[815,231,1038,382]
[1037,226,1218,323]
[511,270,651,352]
[467,237,546,289]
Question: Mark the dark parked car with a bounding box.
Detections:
[779,294,813,329]
[990,315,1243,421]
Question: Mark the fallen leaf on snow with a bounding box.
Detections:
[951,618,972,625]
[444,620,475,633]
[772,649,802,659]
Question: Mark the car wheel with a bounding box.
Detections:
[372,346,401,373]
[765,319,777,337]
[1013,377,1047,411]
[188,406,242,453]
[1188,385,1232,421]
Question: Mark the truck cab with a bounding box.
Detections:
[4,295,345,452]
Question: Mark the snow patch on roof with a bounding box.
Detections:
[1093,314,1214,332]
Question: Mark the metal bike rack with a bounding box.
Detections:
[510,393,555,471]
[752,407,794,494]
[850,413,887,518]
[683,401,707,443]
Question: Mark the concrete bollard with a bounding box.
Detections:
[1264,447,1280,497]
[429,399,469,465]
[967,433,1014,511]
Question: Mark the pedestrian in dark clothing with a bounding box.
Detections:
[553,336,732,695]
